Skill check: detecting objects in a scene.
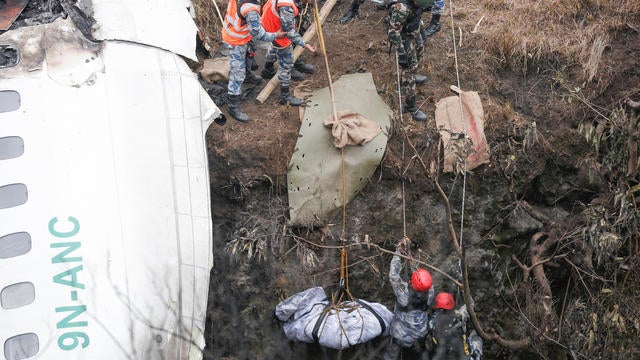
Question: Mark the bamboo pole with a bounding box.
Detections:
[255,0,339,103]
[210,0,225,25]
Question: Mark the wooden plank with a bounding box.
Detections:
[255,0,338,103]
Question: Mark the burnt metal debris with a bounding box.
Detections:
[0,45,18,67]
[1,0,94,38]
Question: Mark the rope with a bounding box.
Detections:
[444,0,469,275]
[313,0,347,241]
[394,52,408,239]
[333,247,354,302]
[313,0,354,305]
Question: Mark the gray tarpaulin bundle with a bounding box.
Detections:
[275,287,394,350]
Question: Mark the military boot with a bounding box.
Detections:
[245,69,263,84]
[291,68,306,81]
[415,74,427,85]
[340,0,360,23]
[279,86,304,106]
[261,61,277,79]
[423,14,441,37]
[227,94,250,123]
[374,0,387,10]
[294,58,315,74]
[403,96,427,121]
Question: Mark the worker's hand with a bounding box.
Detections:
[304,43,317,54]
[275,29,287,39]
[397,236,410,252]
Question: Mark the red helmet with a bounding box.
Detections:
[410,268,432,292]
[434,292,455,310]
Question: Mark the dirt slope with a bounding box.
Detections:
[194,0,640,358]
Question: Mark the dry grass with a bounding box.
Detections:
[193,0,640,85]
[478,0,640,81]
[192,0,224,52]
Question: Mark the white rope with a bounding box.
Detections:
[445,0,469,257]
[395,51,407,238]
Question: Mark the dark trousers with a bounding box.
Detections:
[382,337,430,360]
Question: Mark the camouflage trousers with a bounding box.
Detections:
[399,30,425,99]
[264,44,294,88]
[432,0,445,14]
[227,42,248,96]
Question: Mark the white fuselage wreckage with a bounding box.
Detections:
[0,1,220,359]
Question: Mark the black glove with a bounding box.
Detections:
[247,56,258,71]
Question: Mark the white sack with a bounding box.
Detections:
[276,287,393,350]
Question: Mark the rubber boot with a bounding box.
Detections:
[423,14,441,37]
[403,96,427,121]
[415,74,427,85]
[340,0,360,23]
[291,68,306,81]
[294,58,315,74]
[261,61,277,79]
[227,94,250,123]
[279,86,304,106]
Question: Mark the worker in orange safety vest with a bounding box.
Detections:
[260,0,316,106]
[222,0,286,122]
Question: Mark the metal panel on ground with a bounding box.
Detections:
[287,73,391,226]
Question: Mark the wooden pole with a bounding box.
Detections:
[255,0,339,103]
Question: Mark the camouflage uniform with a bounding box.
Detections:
[382,251,435,360]
[431,0,444,15]
[387,0,426,100]
[263,5,307,88]
[430,309,468,360]
[227,10,276,96]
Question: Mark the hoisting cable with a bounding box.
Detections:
[313,0,353,301]
[333,247,354,303]
[313,0,346,242]
[394,52,408,241]
[440,0,494,345]
[446,0,469,265]
[310,8,387,349]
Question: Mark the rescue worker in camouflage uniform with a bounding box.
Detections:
[222,0,286,122]
[261,0,317,106]
[429,293,467,360]
[387,0,433,121]
[427,292,484,360]
[341,0,443,26]
[382,236,435,360]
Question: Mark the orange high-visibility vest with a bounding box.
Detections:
[261,0,299,48]
[222,0,262,46]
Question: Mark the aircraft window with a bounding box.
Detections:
[0,183,27,209]
[4,333,39,360]
[1,282,35,310]
[0,232,31,259]
[0,90,20,113]
[0,136,24,160]
[0,45,19,68]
